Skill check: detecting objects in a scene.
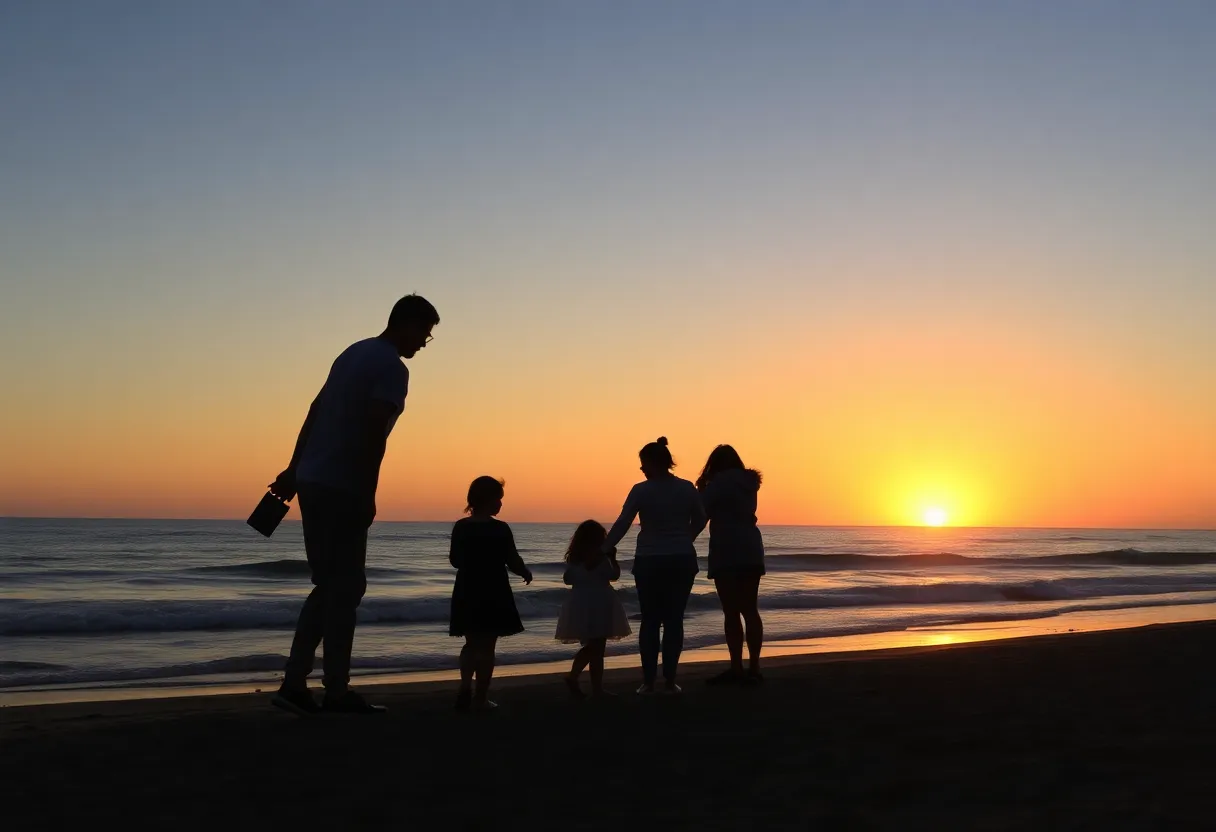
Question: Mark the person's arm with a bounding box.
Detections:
[689,484,708,540]
[356,399,396,503]
[503,525,533,584]
[448,522,465,570]
[269,394,321,501]
[355,362,408,520]
[603,485,641,552]
[607,555,621,582]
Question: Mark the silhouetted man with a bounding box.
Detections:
[269,294,439,715]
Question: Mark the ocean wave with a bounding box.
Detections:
[0,660,71,671]
[8,572,1216,636]
[766,549,1216,571]
[0,654,291,688]
[190,558,578,580]
[190,559,446,579]
[0,650,514,688]
[190,559,318,578]
[1028,549,1216,567]
[0,586,652,636]
[0,588,585,636]
[0,596,455,636]
[759,575,1216,608]
[8,590,1216,689]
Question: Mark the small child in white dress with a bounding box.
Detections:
[555,520,632,698]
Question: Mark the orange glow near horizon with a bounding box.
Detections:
[2,308,1214,529]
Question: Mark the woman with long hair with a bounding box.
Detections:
[696,444,765,685]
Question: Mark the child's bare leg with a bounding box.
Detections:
[458,637,476,694]
[570,644,592,679]
[588,639,608,693]
[473,636,498,702]
[564,644,592,697]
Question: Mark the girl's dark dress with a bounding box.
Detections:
[448,517,527,637]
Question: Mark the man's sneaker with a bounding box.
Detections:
[271,686,321,717]
[321,689,387,715]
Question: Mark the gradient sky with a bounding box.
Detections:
[2,1,1214,527]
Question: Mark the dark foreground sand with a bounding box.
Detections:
[4,621,1216,830]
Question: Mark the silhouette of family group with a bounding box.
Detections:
[264,295,765,716]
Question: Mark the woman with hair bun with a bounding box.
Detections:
[603,437,707,695]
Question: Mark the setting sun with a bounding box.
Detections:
[923,507,948,527]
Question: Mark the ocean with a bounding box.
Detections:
[3,518,1216,694]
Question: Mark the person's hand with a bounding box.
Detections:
[522,567,534,585]
[269,469,297,502]
[605,545,618,560]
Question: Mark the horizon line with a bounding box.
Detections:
[1,514,1213,533]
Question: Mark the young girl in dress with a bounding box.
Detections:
[449,476,533,711]
[555,520,632,698]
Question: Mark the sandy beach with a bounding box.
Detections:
[4,620,1215,829]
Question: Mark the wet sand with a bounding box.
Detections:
[4,620,1215,829]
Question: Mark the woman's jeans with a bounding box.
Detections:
[633,555,698,684]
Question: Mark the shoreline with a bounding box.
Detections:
[4,615,1212,726]
[5,516,1214,531]
[6,598,1216,709]
[4,618,1216,827]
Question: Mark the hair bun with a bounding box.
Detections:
[657,436,668,446]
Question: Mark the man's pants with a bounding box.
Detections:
[283,485,369,694]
